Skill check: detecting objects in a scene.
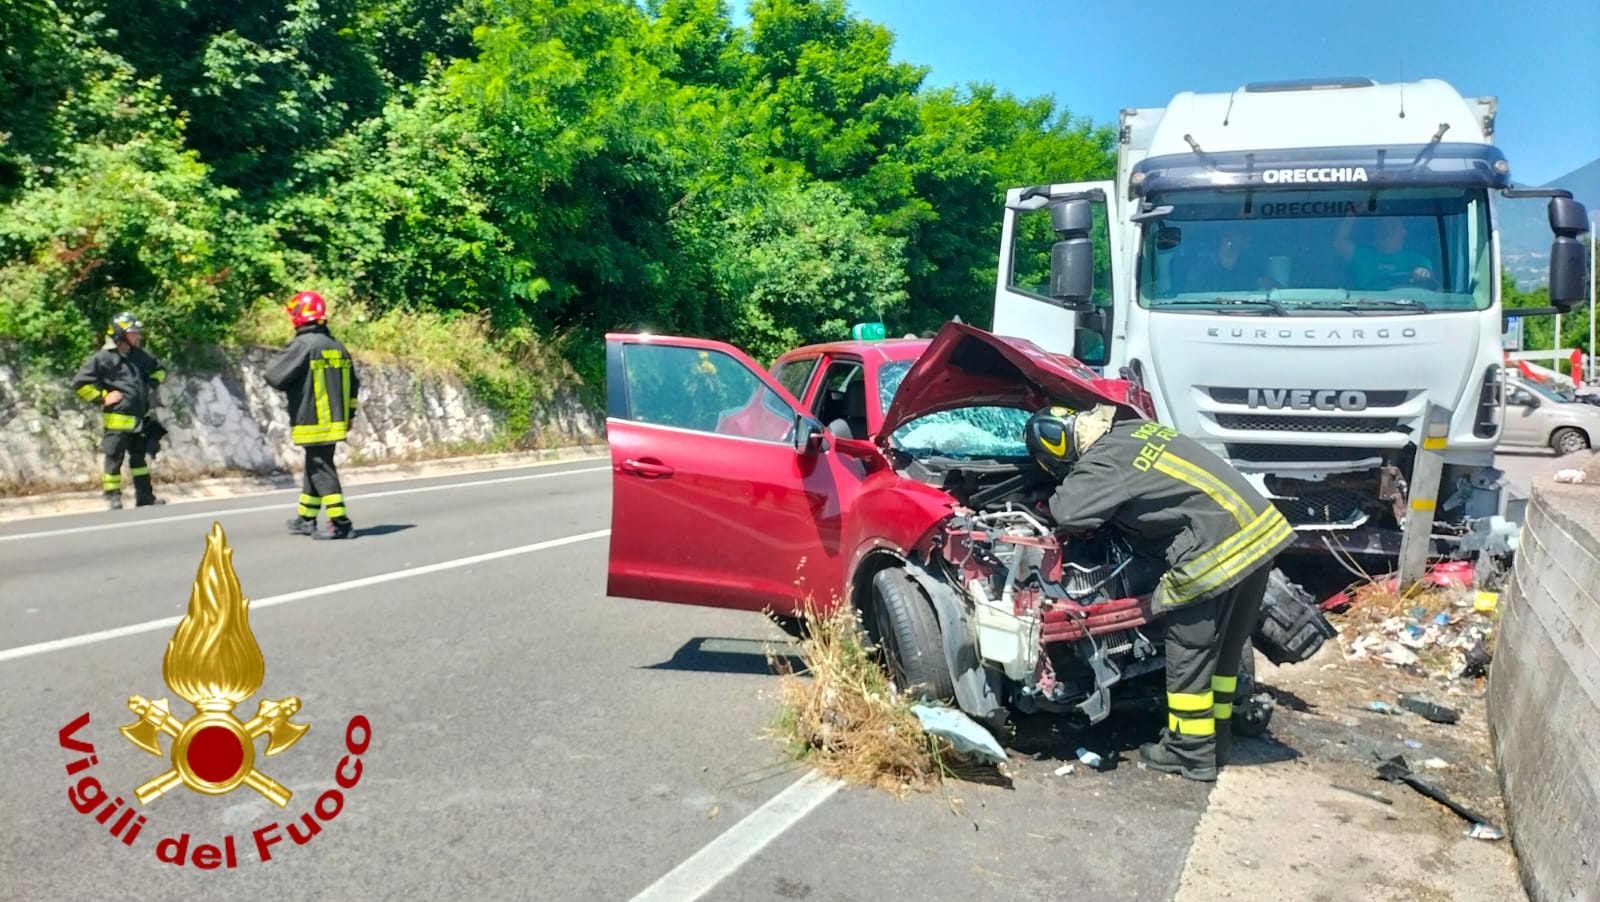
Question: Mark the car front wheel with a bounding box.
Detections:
[869,567,956,702]
[1551,426,1590,455]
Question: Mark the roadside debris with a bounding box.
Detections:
[1053,763,1075,777]
[1553,468,1587,484]
[1375,755,1504,840]
[1398,695,1461,724]
[1331,783,1394,806]
[1322,562,1500,680]
[1075,747,1104,770]
[910,703,1008,766]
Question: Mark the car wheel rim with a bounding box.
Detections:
[1560,433,1586,453]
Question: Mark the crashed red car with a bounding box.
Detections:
[604,321,1306,734]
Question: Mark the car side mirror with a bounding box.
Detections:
[793,414,827,456]
[1546,196,1590,311]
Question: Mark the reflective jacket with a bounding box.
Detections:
[1047,419,1296,614]
[70,346,166,433]
[264,324,361,446]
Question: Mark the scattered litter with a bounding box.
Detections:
[1356,701,1401,716]
[1404,739,1423,749]
[1457,640,1493,679]
[1075,747,1103,769]
[1465,823,1506,841]
[1421,758,1450,770]
[910,704,1009,766]
[1398,695,1462,725]
[1554,468,1587,484]
[1376,755,1504,839]
[1331,783,1394,806]
[1331,566,1501,680]
[1053,764,1075,777]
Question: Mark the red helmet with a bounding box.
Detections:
[286,291,327,327]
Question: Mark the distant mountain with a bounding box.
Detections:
[1500,156,1600,288]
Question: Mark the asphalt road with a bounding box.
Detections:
[1,458,1210,902]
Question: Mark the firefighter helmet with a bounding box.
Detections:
[286,291,327,327]
[107,312,144,342]
[1025,406,1083,479]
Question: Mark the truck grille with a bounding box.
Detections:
[1207,388,1410,407]
[1225,444,1386,465]
[1274,489,1366,526]
[1215,414,1401,434]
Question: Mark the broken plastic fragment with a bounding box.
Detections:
[1053,764,1074,777]
[1405,739,1423,749]
[1554,468,1586,484]
[1421,758,1450,769]
[1474,591,1499,613]
[910,703,1009,766]
[1465,823,1505,841]
[1398,695,1462,724]
[1075,747,1103,769]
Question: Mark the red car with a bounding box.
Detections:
[604,321,1290,734]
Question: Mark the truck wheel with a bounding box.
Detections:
[869,568,956,702]
[1231,639,1273,738]
[1551,427,1589,455]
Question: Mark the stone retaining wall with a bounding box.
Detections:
[1488,452,1600,902]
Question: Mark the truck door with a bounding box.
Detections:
[992,181,1120,365]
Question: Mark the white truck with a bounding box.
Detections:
[991,76,1591,590]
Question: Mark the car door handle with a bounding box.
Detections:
[621,458,675,479]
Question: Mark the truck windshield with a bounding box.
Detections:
[1137,187,1492,313]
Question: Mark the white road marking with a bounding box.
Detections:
[0,528,610,662]
[629,769,844,902]
[0,465,609,543]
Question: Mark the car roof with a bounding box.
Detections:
[774,338,932,364]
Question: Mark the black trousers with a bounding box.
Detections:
[101,432,155,504]
[297,444,348,522]
[1160,564,1271,766]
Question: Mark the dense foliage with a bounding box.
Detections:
[0,0,1115,400]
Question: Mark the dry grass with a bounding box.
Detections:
[764,597,961,797]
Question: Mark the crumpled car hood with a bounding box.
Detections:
[876,321,1155,442]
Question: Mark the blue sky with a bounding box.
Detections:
[828,0,1600,187]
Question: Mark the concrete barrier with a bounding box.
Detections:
[1489,453,1600,902]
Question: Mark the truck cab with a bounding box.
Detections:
[992,77,1591,586]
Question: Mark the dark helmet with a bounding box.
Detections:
[1025,405,1083,479]
[107,311,144,342]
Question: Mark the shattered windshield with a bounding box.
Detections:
[1137,187,1491,313]
[877,360,1032,459]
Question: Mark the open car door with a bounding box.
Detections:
[604,334,861,615]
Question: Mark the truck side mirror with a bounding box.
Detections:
[1048,199,1095,311]
[1546,196,1590,311]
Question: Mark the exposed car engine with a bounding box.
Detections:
[908,458,1168,724]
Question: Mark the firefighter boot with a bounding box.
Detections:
[313,517,354,541]
[287,516,316,536]
[133,474,164,507]
[1139,730,1218,782]
[105,491,123,511]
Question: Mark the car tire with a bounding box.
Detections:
[869,567,956,702]
[1551,426,1590,455]
[1232,638,1273,738]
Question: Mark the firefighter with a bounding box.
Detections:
[264,291,362,540]
[1024,404,1296,782]
[71,312,167,510]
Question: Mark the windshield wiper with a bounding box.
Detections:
[1161,298,1289,315]
[1348,298,1433,313]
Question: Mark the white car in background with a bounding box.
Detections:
[1499,372,1600,454]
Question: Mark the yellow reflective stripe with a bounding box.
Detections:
[1411,499,1436,511]
[1166,514,1297,605]
[1168,506,1288,596]
[300,494,320,505]
[1169,691,1214,712]
[1215,702,1234,720]
[1422,436,1447,450]
[323,494,345,506]
[151,369,166,384]
[130,466,149,477]
[76,385,102,401]
[1211,675,1238,694]
[1155,453,1251,528]
[102,475,122,489]
[341,364,353,426]
[292,424,347,443]
[102,413,138,430]
[1167,713,1217,736]
[311,360,332,427]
